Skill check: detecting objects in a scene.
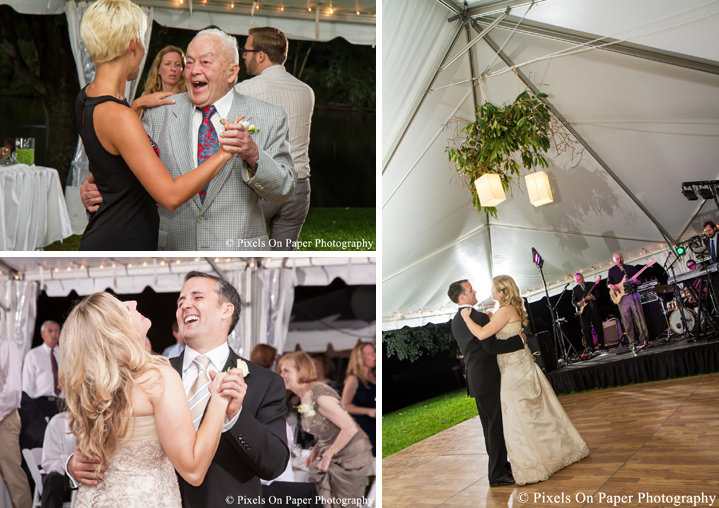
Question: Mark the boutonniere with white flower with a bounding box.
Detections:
[295,403,316,417]
[225,359,250,377]
[220,118,260,134]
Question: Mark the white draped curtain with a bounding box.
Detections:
[63,1,153,233]
[0,280,39,360]
[227,266,296,358]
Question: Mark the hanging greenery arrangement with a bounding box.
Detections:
[446,90,553,217]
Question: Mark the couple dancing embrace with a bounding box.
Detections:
[60,271,289,507]
[448,275,589,487]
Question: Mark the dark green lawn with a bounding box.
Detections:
[45,207,376,251]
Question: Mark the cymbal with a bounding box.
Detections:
[654,284,675,294]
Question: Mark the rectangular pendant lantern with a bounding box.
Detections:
[525,171,554,207]
[474,173,506,207]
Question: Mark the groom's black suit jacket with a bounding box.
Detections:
[170,347,289,508]
[451,308,524,398]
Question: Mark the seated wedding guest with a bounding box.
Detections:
[250,344,278,370]
[261,421,321,508]
[41,412,76,508]
[279,352,373,508]
[22,320,64,419]
[341,342,376,456]
[0,318,33,508]
[75,0,248,250]
[310,353,340,393]
[161,321,185,358]
[142,45,186,96]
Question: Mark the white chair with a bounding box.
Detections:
[20,448,76,508]
[21,448,43,508]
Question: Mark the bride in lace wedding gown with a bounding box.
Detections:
[461,275,589,485]
[59,293,231,507]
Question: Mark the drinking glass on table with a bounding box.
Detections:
[15,137,35,165]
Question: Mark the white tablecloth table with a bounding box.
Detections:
[0,164,72,250]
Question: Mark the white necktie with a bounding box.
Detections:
[188,355,211,430]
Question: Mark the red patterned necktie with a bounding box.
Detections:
[197,105,219,203]
[50,348,60,396]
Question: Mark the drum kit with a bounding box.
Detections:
[653,284,699,335]
[646,260,719,338]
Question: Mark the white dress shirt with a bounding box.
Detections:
[182,343,240,429]
[22,343,64,399]
[191,89,236,168]
[42,411,76,475]
[0,335,22,422]
[236,65,315,179]
[161,343,185,359]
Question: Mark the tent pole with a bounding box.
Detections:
[464,23,480,114]
[473,14,719,76]
[382,19,466,173]
[471,19,676,246]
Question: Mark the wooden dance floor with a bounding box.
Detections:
[382,373,719,507]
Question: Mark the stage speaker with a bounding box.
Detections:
[527,331,557,372]
[603,319,620,346]
[642,299,668,340]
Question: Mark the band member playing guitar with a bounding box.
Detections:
[572,273,605,352]
[607,253,655,348]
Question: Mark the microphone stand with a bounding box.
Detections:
[535,265,577,367]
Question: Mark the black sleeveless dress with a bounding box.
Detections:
[351,380,376,456]
[76,87,159,250]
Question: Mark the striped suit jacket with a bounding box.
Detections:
[142,90,296,251]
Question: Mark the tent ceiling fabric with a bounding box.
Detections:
[2,0,376,45]
[383,0,719,330]
[0,257,376,296]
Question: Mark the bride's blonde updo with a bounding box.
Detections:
[58,292,168,474]
[493,275,528,325]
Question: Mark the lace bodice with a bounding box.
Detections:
[74,415,181,508]
[495,320,522,340]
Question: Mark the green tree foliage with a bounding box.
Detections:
[383,321,456,362]
[446,91,551,217]
[0,6,80,186]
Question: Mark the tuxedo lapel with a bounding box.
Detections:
[170,352,184,376]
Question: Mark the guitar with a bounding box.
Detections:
[609,260,657,305]
[576,276,601,315]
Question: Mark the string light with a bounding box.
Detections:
[112,263,116,268]
[255,2,259,9]
[160,260,165,265]
[142,261,148,267]
[215,257,220,262]
[176,260,181,265]
[80,265,85,269]
[67,267,72,272]
[128,263,133,268]
[230,1,234,8]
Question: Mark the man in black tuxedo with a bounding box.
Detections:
[572,273,605,352]
[68,271,289,507]
[447,280,525,487]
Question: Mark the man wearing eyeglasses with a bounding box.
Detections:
[236,27,315,251]
[81,28,297,251]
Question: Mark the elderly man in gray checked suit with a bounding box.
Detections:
[81,28,296,251]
